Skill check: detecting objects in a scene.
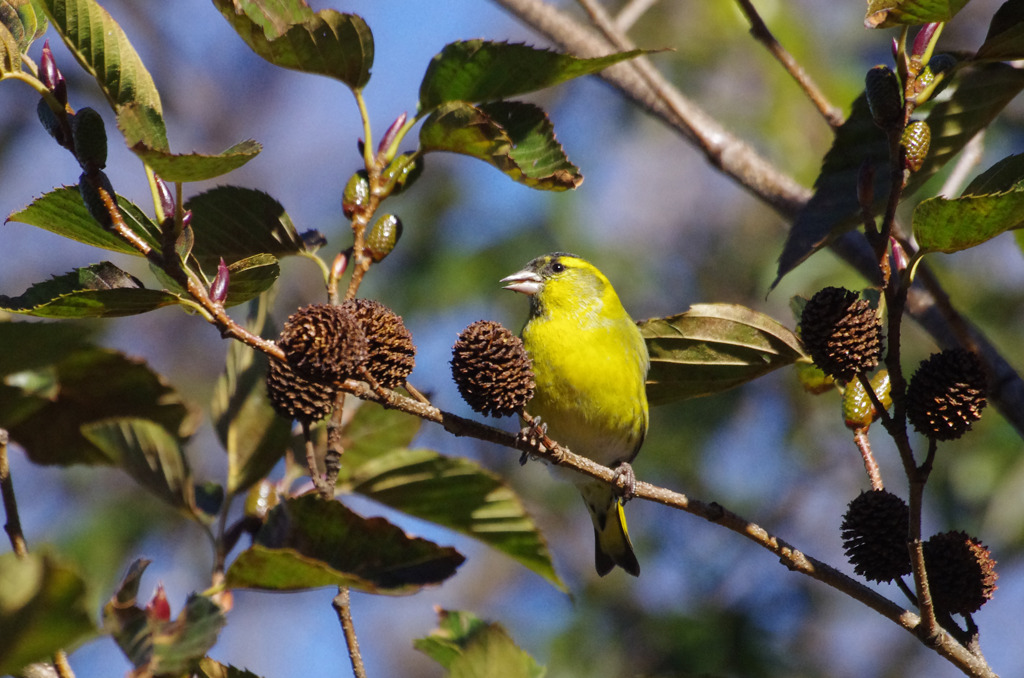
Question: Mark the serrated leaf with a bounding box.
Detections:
[0,552,97,676]
[865,0,969,27]
[104,562,226,677]
[0,262,182,318]
[419,40,648,112]
[224,253,279,306]
[415,609,545,678]
[963,153,1024,194]
[213,0,373,89]
[421,101,512,161]
[977,0,1024,60]
[214,298,292,496]
[7,186,163,256]
[914,190,1024,253]
[225,495,465,594]
[41,0,169,151]
[639,303,806,406]
[774,63,1024,286]
[420,101,581,190]
[82,417,196,511]
[341,446,564,591]
[0,318,93,376]
[0,18,19,72]
[4,346,195,465]
[338,404,562,589]
[1,1,40,52]
[130,139,262,183]
[184,186,311,272]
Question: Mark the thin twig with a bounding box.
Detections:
[333,587,368,678]
[302,422,330,499]
[733,0,844,128]
[53,650,75,678]
[0,429,28,557]
[852,427,884,490]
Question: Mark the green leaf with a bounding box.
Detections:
[1,0,48,53]
[343,447,565,591]
[977,0,1024,60]
[7,186,163,257]
[962,153,1024,194]
[130,139,262,183]
[420,101,581,191]
[224,253,280,306]
[184,186,313,272]
[0,262,182,318]
[640,304,806,406]
[0,552,97,676]
[415,609,545,678]
[41,0,169,151]
[774,63,1024,286]
[0,318,93,376]
[214,297,292,496]
[82,417,196,511]
[103,560,226,677]
[0,17,19,73]
[212,0,373,89]
[914,190,1024,253]
[418,40,648,112]
[865,0,969,27]
[337,404,563,589]
[225,495,465,594]
[4,346,195,465]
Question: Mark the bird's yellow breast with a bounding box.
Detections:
[522,295,649,466]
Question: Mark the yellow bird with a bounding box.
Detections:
[502,253,649,576]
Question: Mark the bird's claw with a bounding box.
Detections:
[517,416,549,465]
[612,462,637,502]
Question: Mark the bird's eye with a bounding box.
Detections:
[551,262,565,273]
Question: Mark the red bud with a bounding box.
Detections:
[146,584,171,622]
[154,175,174,220]
[40,41,67,106]
[912,23,940,59]
[377,112,408,155]
[331,249,350,279]
[890,237,909,273]
[181,210,193,230]
[210,257,229,304]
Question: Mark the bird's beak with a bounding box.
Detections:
[501,269,543,296]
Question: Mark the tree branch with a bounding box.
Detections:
[334,377,995,678]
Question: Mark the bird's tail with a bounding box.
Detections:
[579,482,640,577]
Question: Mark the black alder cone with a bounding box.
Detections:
[278,304,368,383]
[923,531,997,616]
[266,357,337,424]
[342,298,416,389]
[801,287,883,382]
[906,349,987,441]
[451,320,534,417]
[841,490,912,583]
